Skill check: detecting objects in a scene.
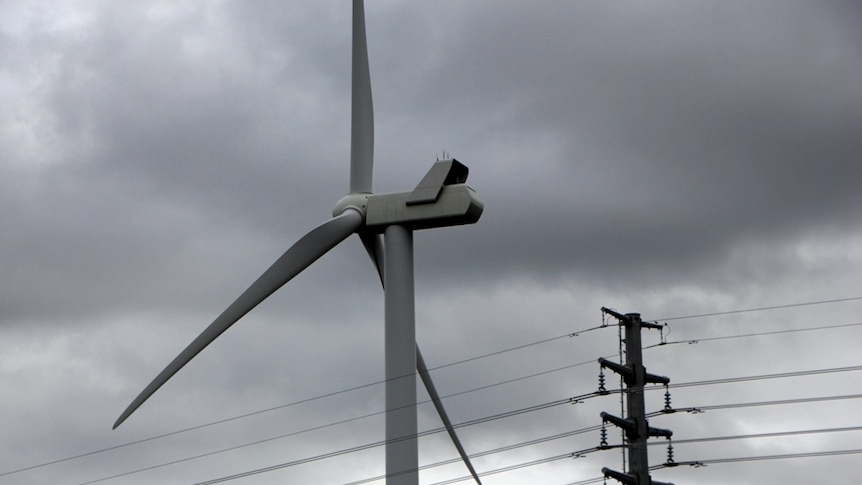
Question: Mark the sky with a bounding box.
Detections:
[2,1,862,484]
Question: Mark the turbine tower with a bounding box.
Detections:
[113,2,484,484]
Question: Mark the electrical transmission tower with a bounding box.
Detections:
[599,307,674,485]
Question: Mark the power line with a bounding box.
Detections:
[586,364,862,398]
[9,298,857,480]
[28,297,855,479]
[441,357,599,402]
[343,426,606,485]
[189,395,585,485]
[655,296,862,322]
[663,363,862,390]
[563,445,862,485]
[654,448,862,469]
[563,476,609,485]
[82,389,600,485]
[565,429,862,485]
[648,392,862,418]
[67,363,862,483]
[430,325,607,373]
[646,320,862,349]
[3,327,601,480]
[590,425,862,454]
[19,303,859,483]
[427,447,600,485]
[653,425,862,448]
[72,357,605,484]
[180,364,862,485]
[417,369,862,483]
[345,392,862,485]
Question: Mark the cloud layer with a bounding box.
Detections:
[2,1,862,484]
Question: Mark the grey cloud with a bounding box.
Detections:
[3,2,862,484]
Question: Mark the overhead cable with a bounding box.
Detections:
[3,327,599,479]
[654,425,862,448]
[344,392,862,485]
[664,364,862,390]
[81,394,585,485]
[189,395,583,485]
[652,448,862,469]
[648,392,862,418]
[427,447,599,485]
[646,320,862,349]
[74,357,606,484]
[65,361,862,483]
[656,295,862,322]
[343,425,605,484]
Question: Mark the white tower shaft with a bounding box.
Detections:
[384,225,418,483]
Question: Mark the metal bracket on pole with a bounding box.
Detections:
[644,371,670,385]
[601,412,672,440]
[601,307,630,323]
[603,467,675,485]
[599,357,670,386]
[601,307,664,331]
[601,411,637,438]
[602,467,637,485]
[598,357,635,384]
[648,425,673,439]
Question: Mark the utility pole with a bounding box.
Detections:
[599,308,673,485]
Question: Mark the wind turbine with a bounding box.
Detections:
[113,2,484,484]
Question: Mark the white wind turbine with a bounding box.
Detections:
[113,2,484,484]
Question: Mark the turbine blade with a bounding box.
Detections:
[417,347,483,484]
[114,209,364,429]
[358,229,384,285]
[350,0,374,193]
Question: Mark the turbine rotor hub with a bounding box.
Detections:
[333,193,370,218]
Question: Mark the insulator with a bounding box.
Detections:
[664,385,672,411]
[600,421,609,448]
[598,368,607,394]
[666,439,675,465]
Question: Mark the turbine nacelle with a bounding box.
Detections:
[333,158,483,231]
[365,185,482,231]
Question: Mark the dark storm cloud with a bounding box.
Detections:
[0,2,360,323]
[9,0,858,319]
[3,2,862,484]
[361,1,862,287]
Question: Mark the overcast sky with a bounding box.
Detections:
[2,1,862,484]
